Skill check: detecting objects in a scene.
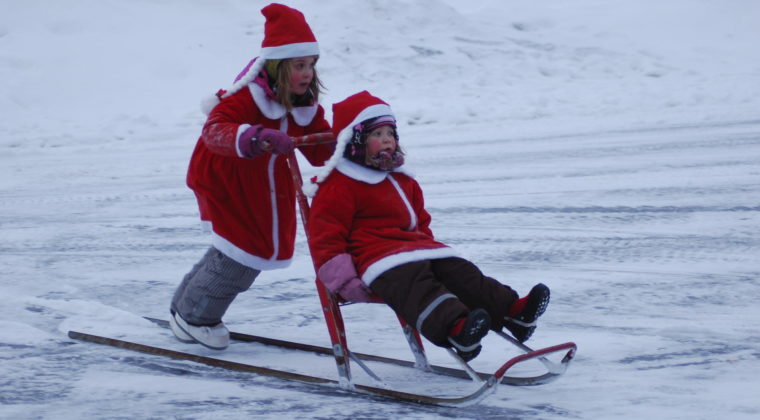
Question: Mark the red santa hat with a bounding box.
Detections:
[306,91,395,193]
[201,3,320,115]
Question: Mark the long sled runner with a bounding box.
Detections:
[68,322,575,406]
[68,133,577,406]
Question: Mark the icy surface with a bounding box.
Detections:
[1,0,759,419]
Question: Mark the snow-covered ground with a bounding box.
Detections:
[1,0,759,418]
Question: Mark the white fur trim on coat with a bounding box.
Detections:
[336,158,388,184]
[211,231,292,270]
[362,247,460,286]
[248,84,318,126]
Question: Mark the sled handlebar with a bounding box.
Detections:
[292,132,336,147]
[259,132,336,152]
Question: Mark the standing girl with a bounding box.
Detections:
[307,91,550,361]
[170,3,334,350]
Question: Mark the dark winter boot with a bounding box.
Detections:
[504,283,550,342]
[447,308,491,362]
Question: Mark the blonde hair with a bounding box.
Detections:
[272,57,324,110]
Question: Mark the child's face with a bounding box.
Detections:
[287,56,317,95]
[365,125,397,161]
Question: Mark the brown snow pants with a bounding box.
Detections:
[369,257,518,347]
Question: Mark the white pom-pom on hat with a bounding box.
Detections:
[200,92,221,115]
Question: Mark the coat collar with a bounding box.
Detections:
[335,157,414,184]
[248,84,318,126]
[336,158,388,184]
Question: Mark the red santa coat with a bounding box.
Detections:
[308,158,458,285]
[188,84,332,270]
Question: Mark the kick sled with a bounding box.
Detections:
[287,133,577,406]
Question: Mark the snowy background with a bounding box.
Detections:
[2,0,759,418]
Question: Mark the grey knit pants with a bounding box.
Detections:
[170,247,260,326]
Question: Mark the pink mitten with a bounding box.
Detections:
[338,276,373,303]
[238,125,294,158]
[258,128,294,154]
[317,253,373,303]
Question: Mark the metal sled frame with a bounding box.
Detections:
[288,134,576,400]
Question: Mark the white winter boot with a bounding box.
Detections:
[169,311,195,343]
[172,312,230,350]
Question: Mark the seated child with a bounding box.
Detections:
[307,91,550,361]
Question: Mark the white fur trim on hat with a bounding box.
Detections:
[261,42,319,59]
